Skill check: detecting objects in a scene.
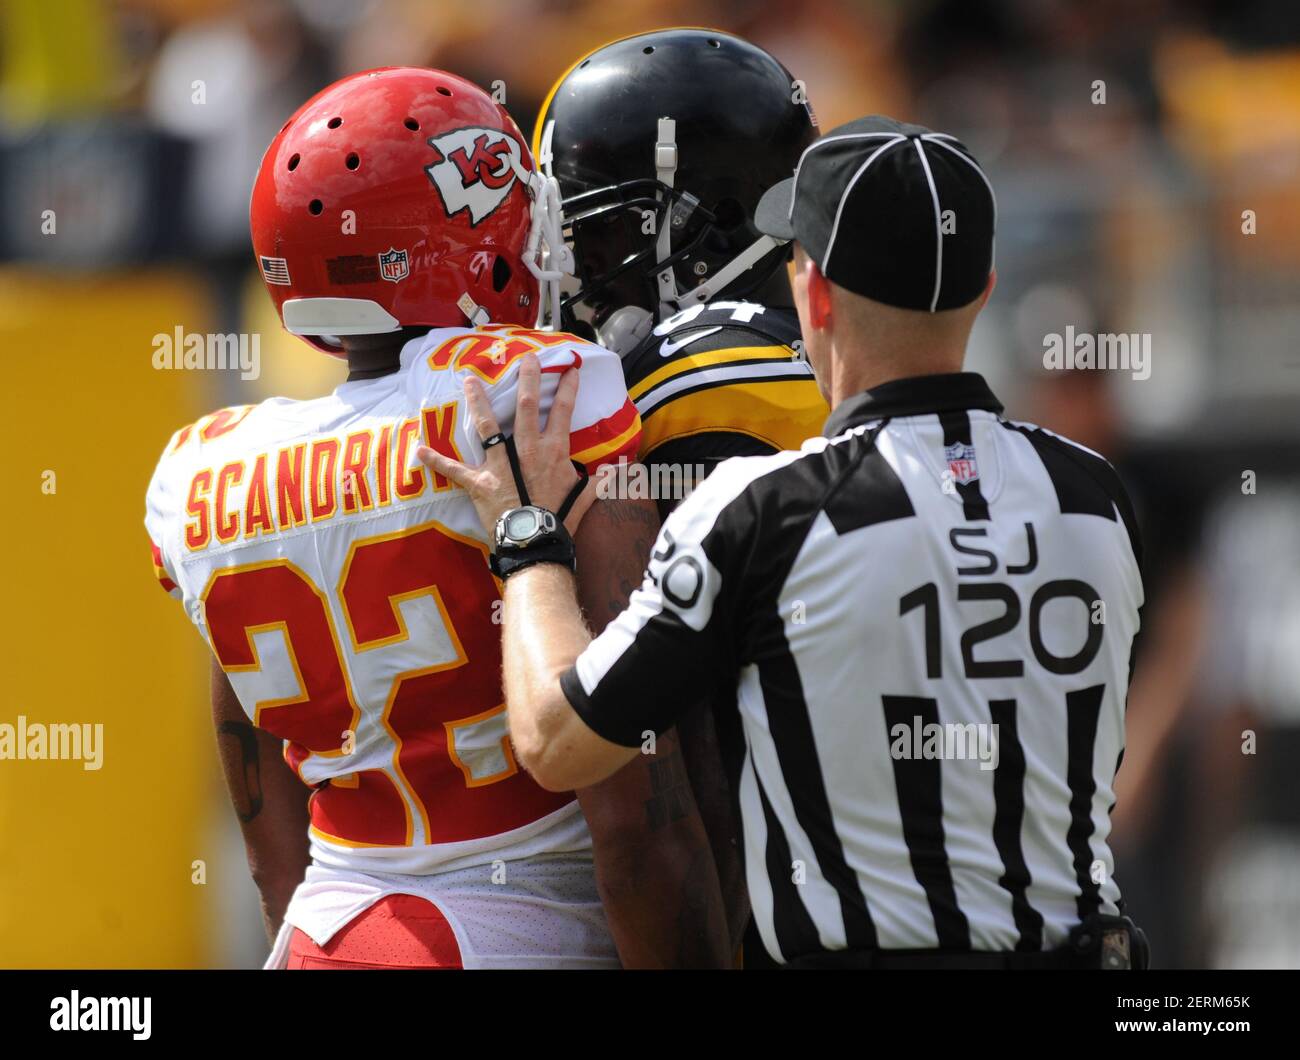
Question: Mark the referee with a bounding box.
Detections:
[420,115,1149,970]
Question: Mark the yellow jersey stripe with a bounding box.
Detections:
[640,379,827,457]
[629,344,801,403]
[309,824,410,849]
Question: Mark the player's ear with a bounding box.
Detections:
[806,260,833,331]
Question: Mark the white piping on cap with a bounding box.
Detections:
[820,135,907,278]
[912,138,944,312]
[790,131,907,223]
[921,134,998,276]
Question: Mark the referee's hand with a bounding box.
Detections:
[416,352,596,536]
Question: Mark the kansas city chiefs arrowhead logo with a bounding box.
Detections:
[425,127,525,226]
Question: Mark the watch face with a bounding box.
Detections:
[505,508,540,542]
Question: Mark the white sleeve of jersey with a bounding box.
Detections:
[144,425,187,600]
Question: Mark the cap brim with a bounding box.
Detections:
[754,177,796,241]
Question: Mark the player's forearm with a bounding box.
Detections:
[565,494,727,967]
[577,729,731,969]
[244,755,311,942]
[217,719,311,942]
[596,834,730,969]
[211,665,310,944]
[498,541,730,967]
[249,851,306,943]
[677,706,751,955]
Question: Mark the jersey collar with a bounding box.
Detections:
[823,371,1003,437]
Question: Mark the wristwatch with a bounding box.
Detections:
[489,505,576,580]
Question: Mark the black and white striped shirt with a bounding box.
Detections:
[561,372,1144,962]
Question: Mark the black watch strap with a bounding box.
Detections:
[498,433,531,508]
[490,429,589,525]
[555,461,589,522]
[489,537,576,580]
[485,425,588,582]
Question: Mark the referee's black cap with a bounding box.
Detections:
[755,115,996,312]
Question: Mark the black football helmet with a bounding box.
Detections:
[533,29,817,343]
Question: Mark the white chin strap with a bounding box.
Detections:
[671,232,787,310]
[519,120,573,331]
[654,117,679,311]
[651,115,789,315]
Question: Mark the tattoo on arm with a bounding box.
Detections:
[218,720,264,824]
[602,499,660,529]
[607,503,657,616]
[644,745,692,831]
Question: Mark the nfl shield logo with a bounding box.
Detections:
[378,247,409,283]
[944,442,979,485]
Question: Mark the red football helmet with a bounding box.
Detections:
[250,67,570,356]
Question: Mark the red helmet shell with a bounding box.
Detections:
[250,67,540,356]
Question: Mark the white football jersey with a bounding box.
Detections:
[145,325,641,877]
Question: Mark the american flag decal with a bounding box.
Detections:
[260,256,291,285]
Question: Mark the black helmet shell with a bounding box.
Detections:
[535,29,817,318]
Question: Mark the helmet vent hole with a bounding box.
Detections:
[643,46,654,54]
[308,199,323,216]
[287,153,300,171]
[345,152,360,170]
[436,86,452,97]
[708,39,721,48]
[492,255,512,293]
[579,59,590,68]
[404,117,419,131]
[328,116,343,129]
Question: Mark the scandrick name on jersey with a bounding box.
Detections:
[176,401,463,549]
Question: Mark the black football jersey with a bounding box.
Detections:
[621,301,828,515]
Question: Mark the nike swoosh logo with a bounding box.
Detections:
[658,326,722,358]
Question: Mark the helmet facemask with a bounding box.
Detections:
[532,29,817,350]
[542,117,793,345]
[517,145,574,331]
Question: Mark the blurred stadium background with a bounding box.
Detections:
[1,0,1298,968]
